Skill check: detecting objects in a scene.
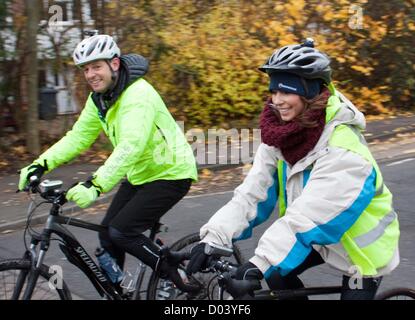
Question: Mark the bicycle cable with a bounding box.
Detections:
[23,194,48,251]
[23,194,69,254]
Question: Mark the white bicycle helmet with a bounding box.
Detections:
[259,38,332,84]
[73,34,121,67]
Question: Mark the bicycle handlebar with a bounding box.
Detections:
[158,245,201,293]
[207,256,262,299]
[22,176,67,206]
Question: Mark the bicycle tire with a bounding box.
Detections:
[146,232,244,300]
[0,259,72,300]
[375,288,415,300]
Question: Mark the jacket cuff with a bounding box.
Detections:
[87,176,103,195]
[33,158,50,173]
[249,255,272,277]
[200,232,228,247]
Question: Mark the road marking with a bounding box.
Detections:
[184,190,233,199]
[386,158,415,167]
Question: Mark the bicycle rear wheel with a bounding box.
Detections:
[376,288,415,300]
[0,259,72,300]
[146,232,244,300]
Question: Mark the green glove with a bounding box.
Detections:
[66,181,100,209]
[18,163,46,191]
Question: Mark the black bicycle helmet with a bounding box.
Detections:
[259,38,332,84]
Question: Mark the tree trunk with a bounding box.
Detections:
[25,0,40,155]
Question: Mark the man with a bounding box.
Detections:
[19,34,198,290]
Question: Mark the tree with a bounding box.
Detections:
[25,0,40,155]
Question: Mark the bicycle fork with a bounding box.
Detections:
[15,235,50,300]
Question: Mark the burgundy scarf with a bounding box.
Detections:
[259,89,330,166]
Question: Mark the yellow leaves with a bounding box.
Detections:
[336,57,346,64]
[12,146,26,155]
[94,0,414,127]
[200,168,212,178]
[285,0,306,17]
[273,3,285,12]
[351,65,374,76]
[344,86,391,115]
[408,22,415,32]
[267,21,286,36]
[365,17,388,41]
[369,25,388,41]
[282,0,307,24]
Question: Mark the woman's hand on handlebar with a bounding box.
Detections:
[216,261,264,299]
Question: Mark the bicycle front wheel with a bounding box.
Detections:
[376,288,415,300]
[147,232,244,300]
[0,259,72,300]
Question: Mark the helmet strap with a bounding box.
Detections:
[105,59,119,92]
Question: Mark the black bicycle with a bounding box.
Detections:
[192,243,415,301]
[0,177,201,300]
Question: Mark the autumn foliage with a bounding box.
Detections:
[95,0,414,128]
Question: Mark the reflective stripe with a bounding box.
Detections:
[277,160,288,217]
[233,172,279,241]
[354,210,397,248]
[303,168,311,188]
[267,168,376,277]
[375,183,384,197]
[283,162,287,206]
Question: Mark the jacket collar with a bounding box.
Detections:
[287,83,366,177]
[91,54,149,118]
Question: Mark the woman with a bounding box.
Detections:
[186,39,400,300]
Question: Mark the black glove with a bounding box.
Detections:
[158,247,200,293]
[232,262,263,298]
[18,163,46,191]
[235,261,264,281]
[186,242,210,275]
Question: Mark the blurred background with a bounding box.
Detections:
[0,0,414,173]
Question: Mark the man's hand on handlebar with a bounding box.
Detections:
[18,163,46,191]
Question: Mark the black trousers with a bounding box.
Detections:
[98,179,192,270]
[265,249,382,300]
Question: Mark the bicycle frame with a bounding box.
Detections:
[208,253,344,300]
[20,211,124,300]
[253,286,343,300]
[16,189,169,300]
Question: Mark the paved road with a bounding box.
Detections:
[2,114,415,233]
[0,154,414,300]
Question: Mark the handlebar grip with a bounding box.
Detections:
[23,175,40,192]
[219,273,262,299]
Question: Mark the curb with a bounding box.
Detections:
[0,164,241,233]
[1,130,414,233]
[0,190,118,233]
[363,127,415,142]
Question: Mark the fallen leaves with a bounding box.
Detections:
[189,165,246,196]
